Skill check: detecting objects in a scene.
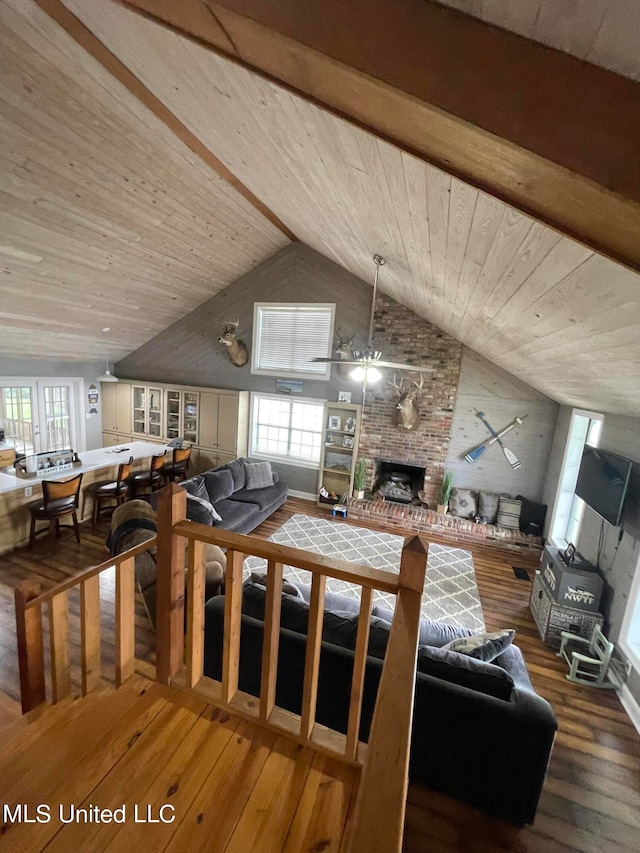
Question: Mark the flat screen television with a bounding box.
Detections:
[575,446,632,527]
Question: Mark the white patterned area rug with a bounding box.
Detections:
[244,514,485,632]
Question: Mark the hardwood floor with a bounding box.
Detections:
[0,674,357,852]
[1,496,639,852]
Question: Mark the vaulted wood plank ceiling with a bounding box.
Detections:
[1,0,639,419]
[0,0,288,362]
[64,0,640,416]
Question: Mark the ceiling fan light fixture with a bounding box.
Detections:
[349,364,366,382]
[366,366,382,383]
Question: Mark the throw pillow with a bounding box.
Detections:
[496,496,522,531]
[250,571,304,600]
[182,476,208,500]
[478,491,501,524]
[443,629,515,663]
[186,494,222,525]
[227,458,247,491]
[242,581,310,633]
[372,606,474,647]
[417,645,515,700]
[203,468,234,502]
[516,494,547,535]
[448,488,478,519]
[245,461,274,490]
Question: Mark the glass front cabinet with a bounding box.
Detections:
[165,389,199,445]
[132,385,163,438]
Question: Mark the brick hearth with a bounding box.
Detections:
[348,497,543,554]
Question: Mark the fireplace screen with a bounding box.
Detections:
[373,461,426,504]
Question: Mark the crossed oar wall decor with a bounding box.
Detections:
[464,412,528,469]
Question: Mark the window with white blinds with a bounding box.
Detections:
[251,303,336,379]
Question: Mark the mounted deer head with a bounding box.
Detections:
[219,319,249,367]
[390,374,425,431]
[333,329,356,379]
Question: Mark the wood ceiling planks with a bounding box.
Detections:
[0,0,288,361]
[63,0,640,416]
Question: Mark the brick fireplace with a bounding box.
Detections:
[357,294,462,507]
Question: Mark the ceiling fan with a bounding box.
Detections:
[312,253,433,383]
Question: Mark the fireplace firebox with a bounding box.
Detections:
[373,461,426,504]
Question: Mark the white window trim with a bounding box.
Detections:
[251,302,336,380]
[249,391,325,469]
[619,551,640,673]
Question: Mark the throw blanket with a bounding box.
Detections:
[106,499,157,557]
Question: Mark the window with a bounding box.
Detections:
[252,303,335,379]
[549,410,603,547]
[620,553,640,673]
[250,393,324,467]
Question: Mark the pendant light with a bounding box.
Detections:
[98,328,119,383]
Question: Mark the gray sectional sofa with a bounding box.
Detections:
[204,578,557,825]
[181,457,287,534]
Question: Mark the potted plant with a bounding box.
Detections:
[353,457,368,500]
[437,469,454,515]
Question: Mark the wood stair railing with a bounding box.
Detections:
[155,484,428,852]
[14,537,156,713]
[15,484,428,853]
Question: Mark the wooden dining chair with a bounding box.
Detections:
[28,473,83,547]
[127,450,167,499]
[87,457,133,530]
[160,446,192,484]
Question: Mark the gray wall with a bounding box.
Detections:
[0,356,105,450]
[544,407,640,707]
[574,414,640,706]
[446,348,558,502]
[116,244,373,493]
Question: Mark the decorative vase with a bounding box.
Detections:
[437,503,448,515]
[353,489,365,500]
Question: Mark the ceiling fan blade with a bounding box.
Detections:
[374,361,433,372]
[310,357,364,365]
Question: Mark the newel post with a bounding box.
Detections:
[15,580,46,713]
[155,483,187,684]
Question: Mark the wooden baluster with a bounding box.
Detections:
[186,539,205,689]
[259,559,283,720]
[15,580,46,713]
[49,591,71,703]
[80,574,101,695]
[115,556,135,687]
[346,535,428,853]
[345,586,373,760]
[222,548,243,703]
[156,483,187,684]
[301,573,326,741]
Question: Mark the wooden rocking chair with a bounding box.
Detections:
[557,625,616,688]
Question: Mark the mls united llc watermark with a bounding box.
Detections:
[3,803,175,824]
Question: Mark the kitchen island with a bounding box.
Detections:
[0,441,168,554]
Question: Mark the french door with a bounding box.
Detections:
[0,379,83,454]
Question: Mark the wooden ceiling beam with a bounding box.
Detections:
[119,0,640,273]
[36,0,297,242]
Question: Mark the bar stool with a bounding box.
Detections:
[127,450,167,499]
[160,446,192,484]
[28,474,83,547]
[87,457,133,530]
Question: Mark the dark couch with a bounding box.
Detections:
[181,457,287,534]
[204,580,557,825]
